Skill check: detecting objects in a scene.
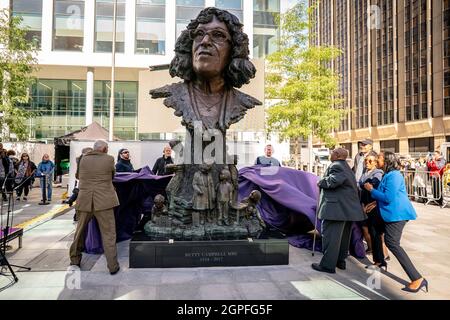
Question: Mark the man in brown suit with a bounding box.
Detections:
[69,140,120,274]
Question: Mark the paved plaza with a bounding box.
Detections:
[1,200,449,300]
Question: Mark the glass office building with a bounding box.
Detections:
[311,0,450,156]
[5,0,282,141]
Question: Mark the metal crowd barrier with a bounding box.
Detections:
[400,169,444,207]
[442,171,450,209]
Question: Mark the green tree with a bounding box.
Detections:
[0,8,38,141]
[265,1,345,169]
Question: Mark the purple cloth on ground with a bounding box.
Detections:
[238,165,365,258]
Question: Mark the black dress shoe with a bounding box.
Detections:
[311,263,335,274]
[110,266,120,275]
[336,261,346,270]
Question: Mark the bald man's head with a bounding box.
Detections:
[330,148,348,162]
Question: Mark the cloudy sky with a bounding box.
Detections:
[281,0,300,12]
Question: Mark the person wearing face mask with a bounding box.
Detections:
[115,148,134,173]
[152,145,174,176]
[36,154,55,203]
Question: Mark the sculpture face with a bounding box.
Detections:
[192,16,231,80]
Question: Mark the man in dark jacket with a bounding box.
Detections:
[312,148,366,274]
[152,145,174,176]
[115,148,134,173]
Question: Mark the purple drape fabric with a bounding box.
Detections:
[83,166,172,254]
[83,165,365,258]
[238,165,365,258]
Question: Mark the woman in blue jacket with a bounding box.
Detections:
[364,151,427,293]
[37,154,55,202]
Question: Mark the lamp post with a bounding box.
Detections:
[109,0,117,141]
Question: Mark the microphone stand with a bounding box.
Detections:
[1,174,32,279]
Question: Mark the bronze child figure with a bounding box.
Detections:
[216,168,233,226]
[240,190,265,228]
[151,194,169,227]
[192,163,216,224]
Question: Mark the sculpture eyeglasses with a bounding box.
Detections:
[189,28,231,44]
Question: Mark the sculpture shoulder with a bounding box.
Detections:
[149,82,193,120]
[232,89,262,109]
[224,89,262,129]
[149,82,186,99]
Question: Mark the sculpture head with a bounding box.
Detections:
[154,194,165,208]
[219,168,231,181]
[249,190,261,203]
[169,7,256,88]
[199,163,212,173]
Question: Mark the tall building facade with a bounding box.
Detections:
[2,0,281,142]
[311,0,450,158]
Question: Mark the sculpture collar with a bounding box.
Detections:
[150,81,262,131]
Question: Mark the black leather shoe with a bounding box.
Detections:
[311,263,335,274]
[110,266,120,275]
[336,261,346,270]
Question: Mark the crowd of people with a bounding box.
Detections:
[0,143,56,204]
[312,140,429,294]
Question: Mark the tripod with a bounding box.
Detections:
[0,244,18,282]
[0,175,32,281]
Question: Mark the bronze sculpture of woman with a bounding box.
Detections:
[150,7,261,221]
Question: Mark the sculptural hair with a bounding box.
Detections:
[169,7,256,88]
[154,194,165,203]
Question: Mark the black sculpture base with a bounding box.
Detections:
[129,232,289,268]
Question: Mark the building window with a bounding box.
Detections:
[380,139,399,153]
[215,0,243,22]
[253,0,279,58]
[445,97,450,115]
[17,79,87,140]
[95,0,126,53]
[11,0,43,48]
[93,81,138,140]
[53,0,84,51]
[176,0,204,39]
[408,137,434,154]
[135,0,165,55]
